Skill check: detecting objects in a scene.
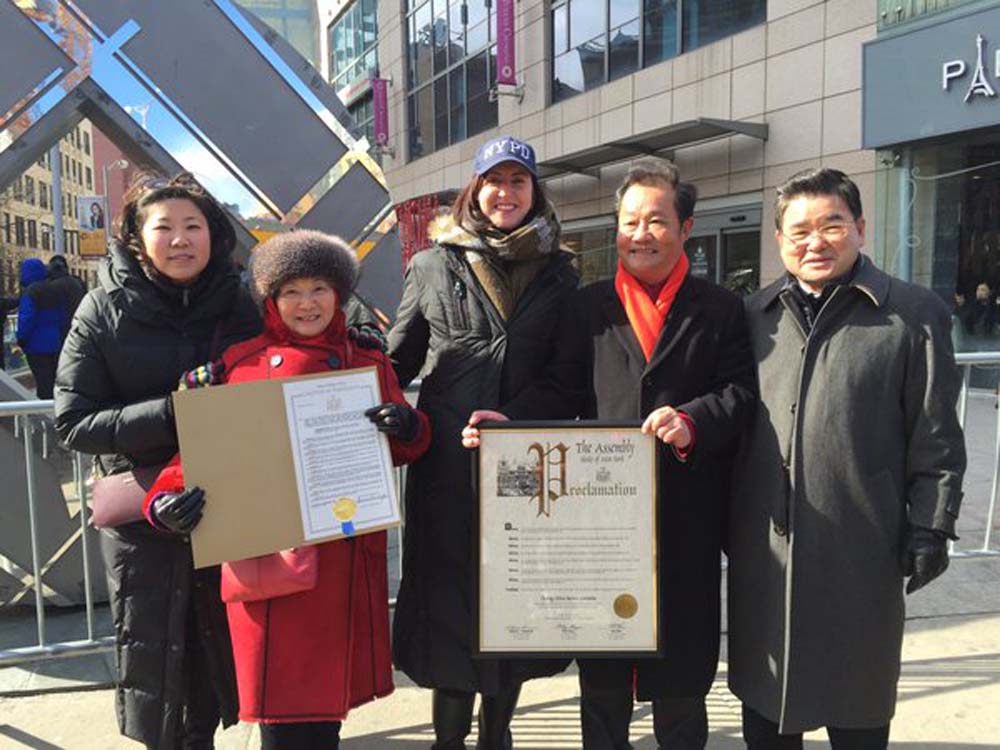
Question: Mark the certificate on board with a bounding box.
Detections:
[475,422,660,657]
[174,367,400,568]
[282,372,399,541]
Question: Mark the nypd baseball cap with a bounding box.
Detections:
[473,135,537,177]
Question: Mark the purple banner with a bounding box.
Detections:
[496,0,516,86]
[372,77,389,146]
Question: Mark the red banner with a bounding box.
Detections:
[394,190,459,270]
[496,0,516,86]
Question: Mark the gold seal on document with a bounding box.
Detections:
[333,497,357,521]
[613,594,638,619]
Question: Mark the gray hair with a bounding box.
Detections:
[614,158,697,222]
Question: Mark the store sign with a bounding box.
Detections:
[942,34,999,101]
[864,5,1000,148]
[337,74,372,107]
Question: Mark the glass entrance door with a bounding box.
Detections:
[684,206,762,295]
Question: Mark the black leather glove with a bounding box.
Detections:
[901,526,950,594]
[348,323,388,353]
[365,402,418,441]
[150,487,205,534]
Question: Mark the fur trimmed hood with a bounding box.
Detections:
[427,213,486,250]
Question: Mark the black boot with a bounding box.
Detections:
[476,684,521,750]
[432,688,475,750]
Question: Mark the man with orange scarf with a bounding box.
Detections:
[572,160,756,749]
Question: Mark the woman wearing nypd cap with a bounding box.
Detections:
[389,135,580,749]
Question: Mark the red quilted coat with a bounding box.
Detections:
[145,298,430,723]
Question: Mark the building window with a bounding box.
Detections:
[15,217,25,246]
[64,229,78,255]
[27,219,37,249]
[406,0,498,160]
[551,0,764,103]
[41,223,51,251]
[83,131,91,155]
[330,0,379,91]
[39,182,49,209]
[24,177,35,205]
[348,92,376,147]
[3,213,10,243]
[12,178,22,202]
[86,166,93,191]
[244,0,317,65]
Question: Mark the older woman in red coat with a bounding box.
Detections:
[144,230,430,750]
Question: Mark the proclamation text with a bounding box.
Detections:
[477,424,658,655]
[283,368,400,541]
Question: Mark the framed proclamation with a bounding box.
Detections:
[475,422,660,657]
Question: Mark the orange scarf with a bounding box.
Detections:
[614,253,690,361]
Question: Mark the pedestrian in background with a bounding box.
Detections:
[728,168,966,749]
[0,294,18,371]
[46,255,86,339]
[16,257,63,398]
[54,172,261,750]
[389,135,579,750]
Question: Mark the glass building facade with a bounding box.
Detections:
[875,132,1000,372]
[330,0,378,90]
[551,0,765,103]
[242,0,318,67]
[405,0,499,160]
[329,0,379,146]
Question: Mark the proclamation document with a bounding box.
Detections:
[476,423,659,656]
[282,368,400,541]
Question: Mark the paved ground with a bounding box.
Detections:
[0,393,997,749]
[1,593,998,749]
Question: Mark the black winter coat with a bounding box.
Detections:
[565,276,756,699]
[54,242,261,749]
[46,265,86,339]
[388,239,579,694]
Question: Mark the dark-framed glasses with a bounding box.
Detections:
[781,222,852,246]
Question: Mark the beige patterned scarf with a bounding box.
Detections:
[429,204,562,320]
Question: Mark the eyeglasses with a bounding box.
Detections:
[780,222,852,246]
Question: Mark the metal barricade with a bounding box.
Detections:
[0,400,113,667]
[953,352,1000,558]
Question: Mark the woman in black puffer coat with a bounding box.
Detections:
[54,172,261,750]
[389,136,580,750]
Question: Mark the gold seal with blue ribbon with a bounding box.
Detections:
[333,497,358,536]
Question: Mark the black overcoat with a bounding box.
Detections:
[54,242,261,749]
[570,275,756,699]
[388,238,579,694]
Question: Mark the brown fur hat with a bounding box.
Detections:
[250,230,359,306]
